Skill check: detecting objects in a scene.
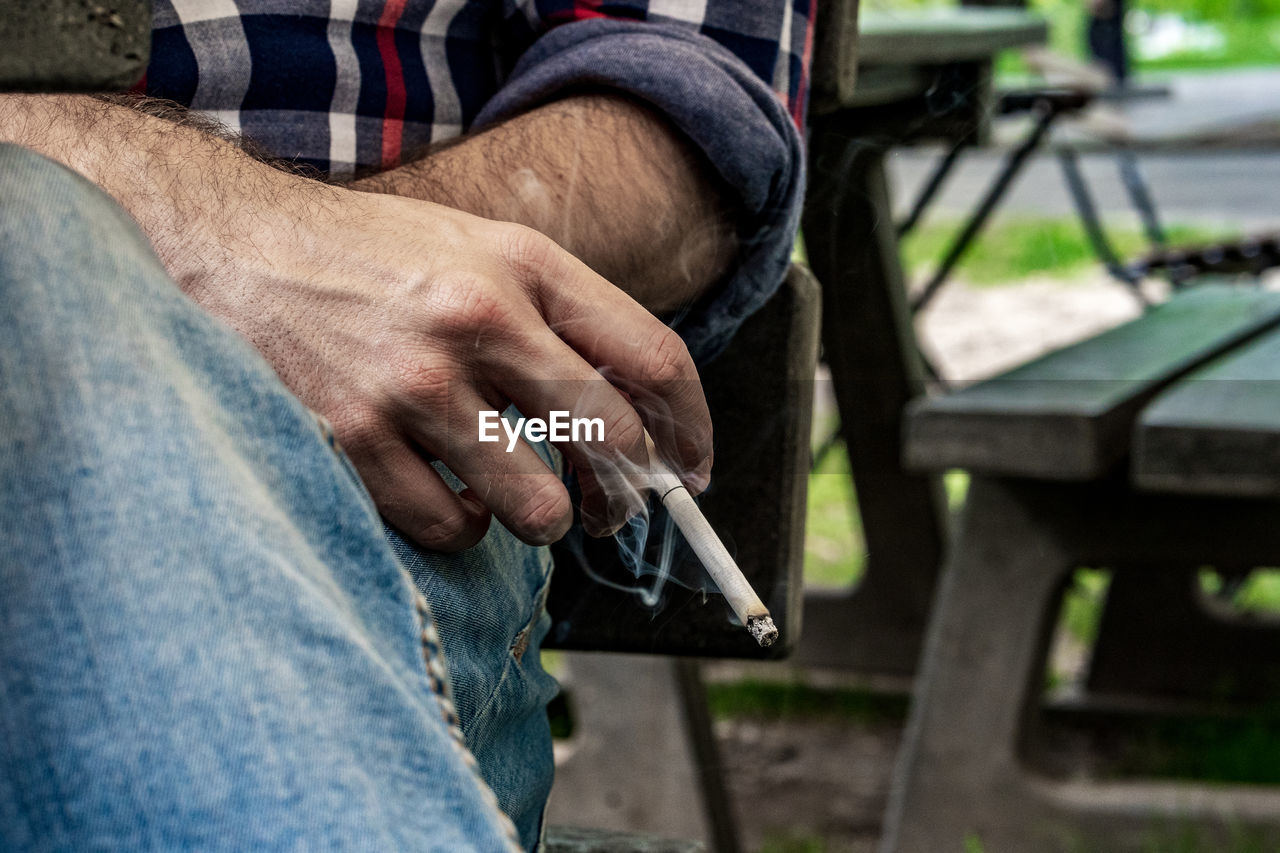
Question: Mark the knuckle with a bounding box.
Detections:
[330,405,393,457]
[392,358,456,407]
[640,327,694,388]
[418,508,485,551]
[511,481,570,543]
[601,406,646,455]
[498,224,559,282]
[434,275,515,336]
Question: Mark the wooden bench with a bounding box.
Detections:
[882,282,1280,851]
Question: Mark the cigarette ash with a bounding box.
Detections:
[748,615,779,648]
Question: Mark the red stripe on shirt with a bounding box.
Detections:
[544,8,609,22]
[792,0,816,129]
[545,0,610,25]
[378,0,409,168]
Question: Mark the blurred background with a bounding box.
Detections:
[552,0,1280,848]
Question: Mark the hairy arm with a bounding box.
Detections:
[353,94,738,313]
[0,93,713,547]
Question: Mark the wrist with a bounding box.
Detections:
[351,154,483,218]
[348,94,737,310]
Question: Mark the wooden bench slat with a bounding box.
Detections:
[1135,323,1280,496]
[0,0,151,93]
[904,284,1280,478]
[856,9,1048,66]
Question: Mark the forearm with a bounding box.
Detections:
[0,94,336,294]
[0,92,713,549]
[352,94,737,312]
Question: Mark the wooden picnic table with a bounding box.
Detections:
[797,6,1047,675]
[884,282,1280,850]
[821,8,1048,112]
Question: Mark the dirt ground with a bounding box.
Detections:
[713,683,903,852]
[917,273,1158,382]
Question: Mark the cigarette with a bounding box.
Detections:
[643,432,778,647]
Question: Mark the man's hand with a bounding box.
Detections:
[0,95,713,549]
[353,94,738,313]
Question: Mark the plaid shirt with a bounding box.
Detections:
[143,0,810,362]
[145,0,812,177]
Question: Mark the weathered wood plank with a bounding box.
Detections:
[0,0,150,93]
[904,284,1280,478]
[812,8,1046,115]
[809,0,862,113]
[1136,323,1280,496]
[856,8,1046,66]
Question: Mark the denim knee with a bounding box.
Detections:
[0,143,187,352]
[0,142,525,851]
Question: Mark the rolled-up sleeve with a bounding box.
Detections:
[474,0,813,364]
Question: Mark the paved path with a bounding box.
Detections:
[889,68,1280,228]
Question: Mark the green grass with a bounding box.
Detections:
[1062,569,1112,649]
[804,438,865,588]
[804,433,965,590]
[1118,711,1280,785]
[1135,16,1280,71]
[985,0,1280,76]
[1206,568,1280,613]
[1136,825,1274,853]
[704,679,910,723]
[873,0,1280,74]
[805,207,1235,291]
[900,218,1229,286]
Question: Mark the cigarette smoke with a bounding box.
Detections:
[554,375,726,613]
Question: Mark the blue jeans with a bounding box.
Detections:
[0,144,557,850]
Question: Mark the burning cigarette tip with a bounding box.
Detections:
[748,615,778,648]
[643,430,780,648]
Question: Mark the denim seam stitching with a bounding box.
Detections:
[412,591,523,851]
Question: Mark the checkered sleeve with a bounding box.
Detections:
[478,0,813,364]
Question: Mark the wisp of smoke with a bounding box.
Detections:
[555,375,721,613]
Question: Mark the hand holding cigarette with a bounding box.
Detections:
[644,432,779,647]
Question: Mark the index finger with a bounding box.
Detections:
[510,243,713,490]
